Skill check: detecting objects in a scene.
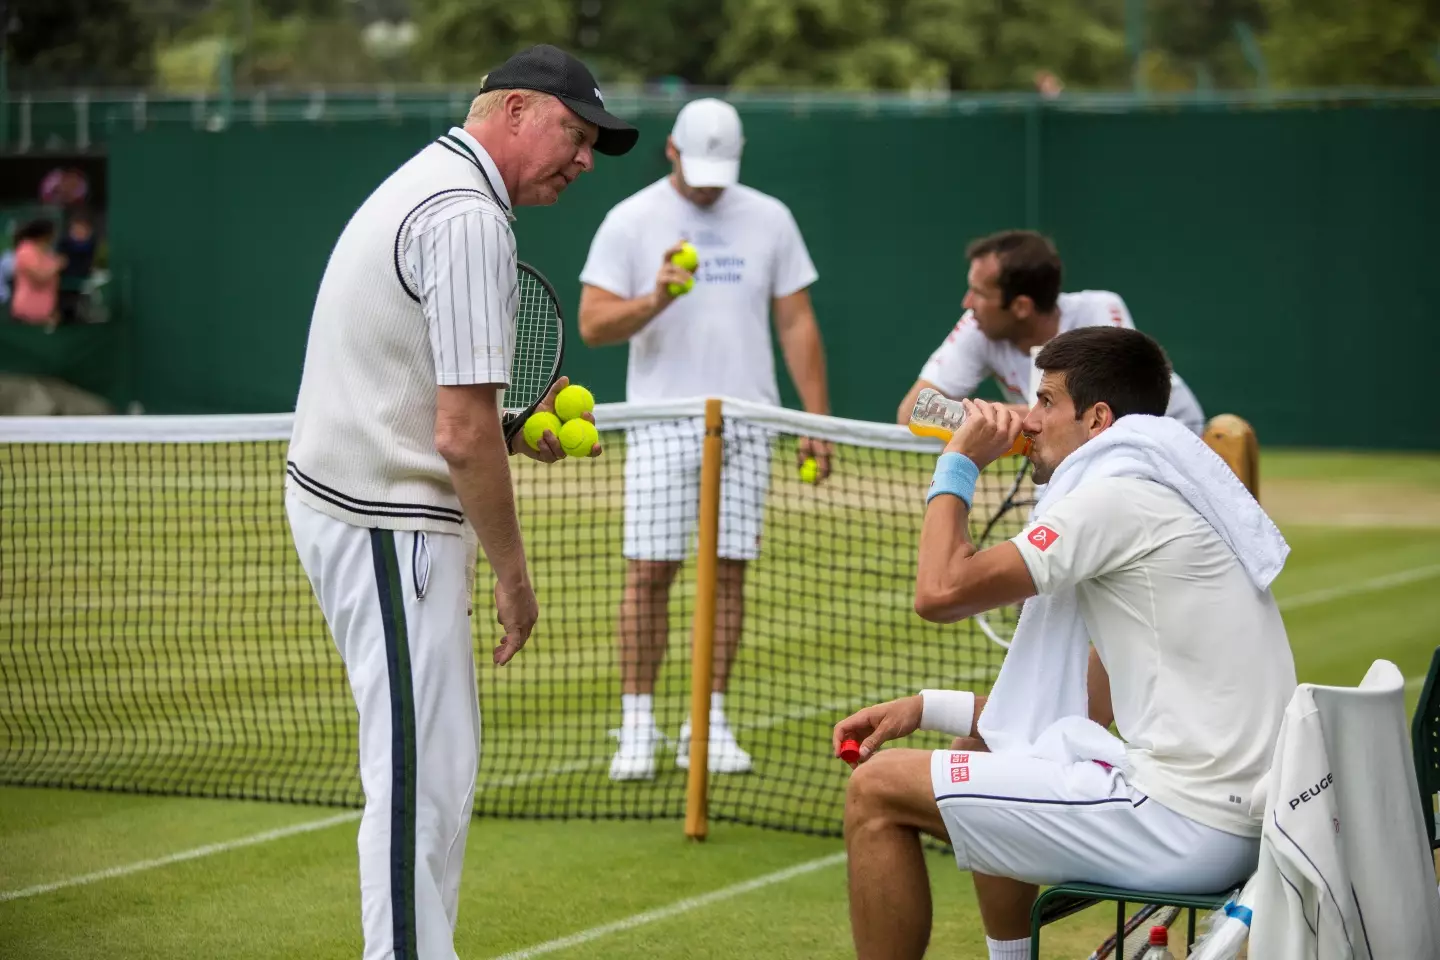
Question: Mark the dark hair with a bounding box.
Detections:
[15,218,56,244]
[1034,326,1172,420]
[965,230,1062,312]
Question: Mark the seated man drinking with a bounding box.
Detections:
[834,326,1296,960]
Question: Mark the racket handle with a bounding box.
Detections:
[908,388,1031,457]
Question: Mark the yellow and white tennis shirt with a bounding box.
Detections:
[286,126,517,534]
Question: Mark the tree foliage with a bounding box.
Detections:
[6,0,156,86]
[1260,0,1440,86]
[5,0,1438,91]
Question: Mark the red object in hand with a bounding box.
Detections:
[838,739,861,765]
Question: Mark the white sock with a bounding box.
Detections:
[621,693,653,728]
[986,936,1030,960]
[710,692,725,718]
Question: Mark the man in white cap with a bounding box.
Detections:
[578,98,833,781]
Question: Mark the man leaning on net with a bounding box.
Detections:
[896,230,1206,435]
[834,326,1297,960]
[284,45,636,960]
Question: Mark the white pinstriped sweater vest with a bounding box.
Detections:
[286,137,505,536]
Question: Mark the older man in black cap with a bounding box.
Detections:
[284,45,636,960]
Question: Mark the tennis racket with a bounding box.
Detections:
[500,262,566,447]
[1088,903,1181,960]
[970,459,1039,649]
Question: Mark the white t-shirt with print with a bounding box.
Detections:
[919,290,1206,433]
[580,178,817,405]
[1011,476,1297,837]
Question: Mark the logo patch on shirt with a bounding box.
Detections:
[950,765,969,783]
[950,753,968,764]
[1027,525,1059,551]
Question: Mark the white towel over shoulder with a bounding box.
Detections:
[976,415,1289,759]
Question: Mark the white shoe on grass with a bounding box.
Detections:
[675,717,752,774]
[608,723,661,781]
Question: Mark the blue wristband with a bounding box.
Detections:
[927,452,980,508]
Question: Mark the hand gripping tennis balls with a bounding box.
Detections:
[522,411,562,450]
[559,417,600,458]
[667,242,699,297]
[799,457,819,484]
[553,384,594,423]
[672,241,699,272]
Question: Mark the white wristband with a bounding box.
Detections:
[919,689,976,738]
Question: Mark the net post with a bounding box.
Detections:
[1202,414,1260,498]
[685,397,724,841]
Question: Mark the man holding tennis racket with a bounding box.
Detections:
[895,230,1205,434]
[837,326,1295,960]
[578,97,833,781]
[285,44,636,960]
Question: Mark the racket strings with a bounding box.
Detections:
[510,270,561,413]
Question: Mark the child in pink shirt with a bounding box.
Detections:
[10,220,66,326]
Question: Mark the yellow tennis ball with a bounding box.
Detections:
[559,417,599,458]
[523,411,562,450]
[666,276,696,298]
[799,457,818,484]
[554,384,595,423]
[671,241,699,273]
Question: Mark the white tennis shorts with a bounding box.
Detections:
[623,418,773,562]
[930,749,1259,892]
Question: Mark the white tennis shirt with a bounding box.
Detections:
[920,291,1207,434]
[1013,477,1297,837]
[580,178,817,405]
[286,126,517,534]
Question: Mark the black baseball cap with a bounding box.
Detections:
[479,45,639,157]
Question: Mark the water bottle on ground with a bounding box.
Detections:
[1139,925,1176,960]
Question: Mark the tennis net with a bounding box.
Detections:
[0,400,1032,835]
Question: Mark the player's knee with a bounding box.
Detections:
[844,752,905,830]
[626,560,681,591]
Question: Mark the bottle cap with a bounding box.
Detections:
[1148,925,1169,946]
[838,739,861,764]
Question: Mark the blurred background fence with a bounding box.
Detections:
[2,90,1434,448]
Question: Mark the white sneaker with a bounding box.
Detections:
[608,723,661,781]
[676,716,752,774]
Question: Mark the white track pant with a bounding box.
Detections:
[287,495,480,960]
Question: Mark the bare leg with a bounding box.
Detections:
[845,750,950,960]
[618,560,681,695]
[712,559,746,693]
[972,873,1038,941]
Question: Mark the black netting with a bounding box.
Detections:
[1,411,1034,836]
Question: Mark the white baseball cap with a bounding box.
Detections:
[671,98,744,188]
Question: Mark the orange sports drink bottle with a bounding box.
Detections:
[907,388,1032,457]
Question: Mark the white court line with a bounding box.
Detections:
[0,810,360,904]
[1278,563,1440,612]
[18,570,1424,903]
[487,851,847,960]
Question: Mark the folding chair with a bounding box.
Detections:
[1411,646,1440,873]
[1030,647,1440,958]
[1027,884,1228,958]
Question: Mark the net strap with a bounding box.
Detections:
[0,398,946,453]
